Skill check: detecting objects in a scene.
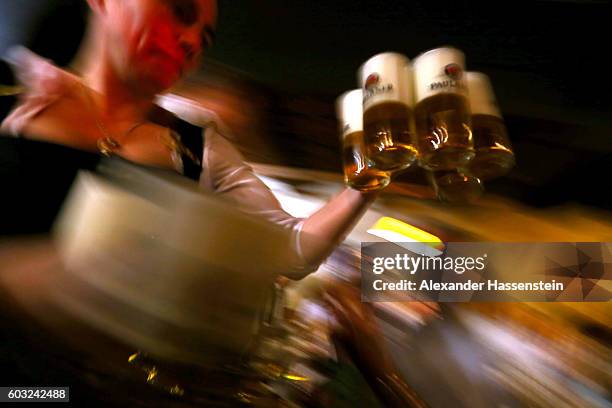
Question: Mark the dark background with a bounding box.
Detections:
[1,0,611,209]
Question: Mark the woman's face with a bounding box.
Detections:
[99,0,217,93]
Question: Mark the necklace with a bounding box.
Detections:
[96,122,144,156]
[79,82,146,156]
[78,82,201,168]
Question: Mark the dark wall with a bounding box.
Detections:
[0,0,87,66]
[207,1,611,210]
[1,1,609,209]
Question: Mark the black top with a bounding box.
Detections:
[0,100,214,404]
[0,106,206,236]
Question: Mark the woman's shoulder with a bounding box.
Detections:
[152,96,241,181]
[4,47,80,95]
[154,94,236,151]
[155,94,225,130]
[1,47,81,135]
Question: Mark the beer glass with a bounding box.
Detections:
[358,52,417,172]
[427,169,483,203]
[465,72,515,180]
[413,47,474,170]
[337,89,390,192]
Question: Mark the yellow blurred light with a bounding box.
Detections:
[169,385,185,396]
[127,352,140,363]
[0,85,24,96]
[146,367,158,383]
[367,217,444,251]
[283,373,309,381]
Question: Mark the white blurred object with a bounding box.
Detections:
[52,162,292,366]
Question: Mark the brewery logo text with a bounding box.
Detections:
[363,72,394,101]
[427,63,466,92]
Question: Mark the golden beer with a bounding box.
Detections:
[359,53,417,172]
[337,90,390,192]
[342,130,390,191]
[466,72,515,180]
[413,47,475,171]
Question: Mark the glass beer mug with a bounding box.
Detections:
[427,169,483,203]
[413,47,475,171]
[336,89,390,192]
[465,71,515,180]
[358,52,418,172]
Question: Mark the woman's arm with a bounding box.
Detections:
[298,187,377,268]
[200,128,379,278]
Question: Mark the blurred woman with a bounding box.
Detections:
[0,0,378,277]
[0,1,397,405]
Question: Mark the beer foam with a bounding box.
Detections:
[336,89,363,138]
[413,46,467,102]
[466,72,502,118]
[358,52,413,110]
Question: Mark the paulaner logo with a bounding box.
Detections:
[428,63,466,92]
[365,73,380,90]
[372,254,487,275]
[363,72,393,101]
[444,63,462,80]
